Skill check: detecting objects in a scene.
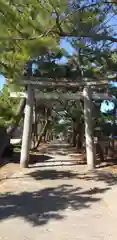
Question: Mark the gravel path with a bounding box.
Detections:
[0,142,117,240]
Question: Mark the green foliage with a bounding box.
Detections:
[54,121,67,135]
[0,83,19,125]
[0,0,60,80]
[0,0,117,82]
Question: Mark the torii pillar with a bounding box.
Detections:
[20,85,33,168]
[83,86,96,170]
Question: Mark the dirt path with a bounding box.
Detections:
[0,143,48,183]
[0,141,117,239]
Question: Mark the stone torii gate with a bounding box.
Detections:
[13,77,112,170]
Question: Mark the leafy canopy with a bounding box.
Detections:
[0,0,117,81]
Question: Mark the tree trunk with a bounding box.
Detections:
[111,103,117,150]
[31,120,50,150]
[7,98,26,137]
[76,134,82,152]
[72,120,77,147]
[76,121,84,152]
[32,121,38,147]
[95,142,104,162]
[44,129,50,142]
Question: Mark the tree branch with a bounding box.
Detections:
[0,1,116,43]
[0,31,117,43]
[58,30,117,43]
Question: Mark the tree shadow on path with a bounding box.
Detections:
[25,168,117,186]
[76,170,117,186]
[26,169,79,180]
[0,184,110,226]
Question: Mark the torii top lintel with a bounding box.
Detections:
[19,76,113,88]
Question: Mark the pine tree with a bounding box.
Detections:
[0,0,117,81]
